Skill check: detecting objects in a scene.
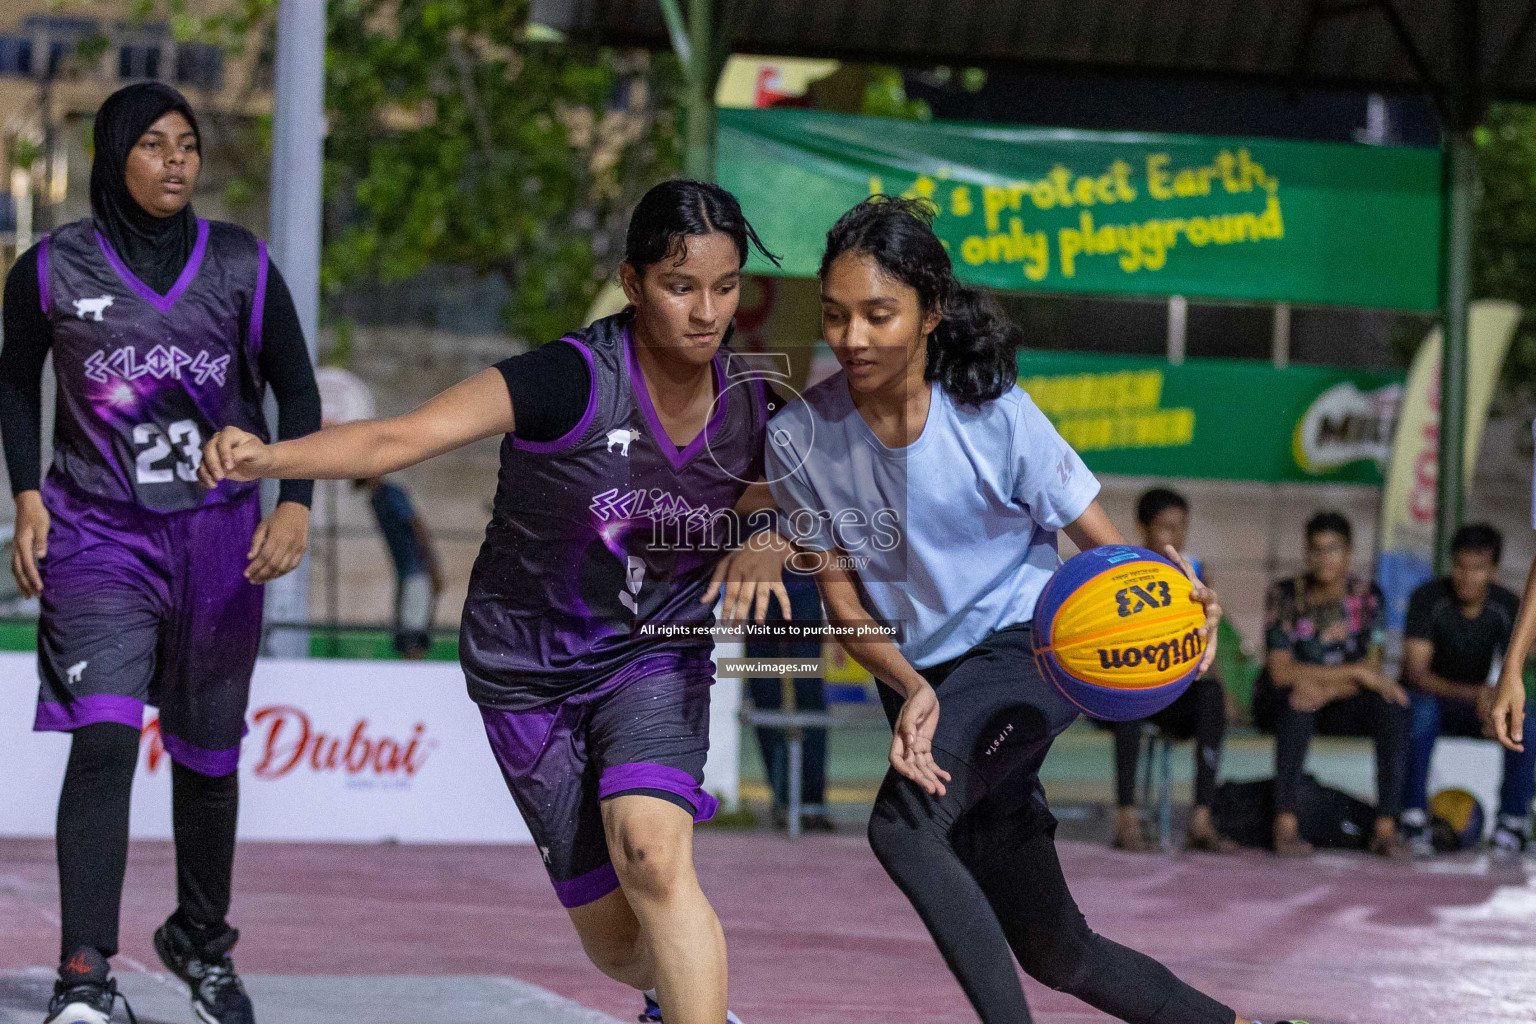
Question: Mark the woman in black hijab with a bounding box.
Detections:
[1,82,322,1024]
[91,81,203,295]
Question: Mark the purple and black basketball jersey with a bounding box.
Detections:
[37,217,269,512]
[461,312,772,709]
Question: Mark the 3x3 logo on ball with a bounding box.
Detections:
[1114,581,1173,618]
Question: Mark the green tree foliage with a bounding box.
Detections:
[323,1,678,342]
[1476,105,1536,401]
[125,0,678,343]
[860,67,931,121]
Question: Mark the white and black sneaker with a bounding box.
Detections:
[1400,808,1434,859]
[152,918,254,1024]
[44,947,136,1024]
[1491,815,1529,860]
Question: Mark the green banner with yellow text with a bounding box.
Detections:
[1016,352,1404,483]
[719,108,1442,310]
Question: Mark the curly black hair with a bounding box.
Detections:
[820,195,1022,406]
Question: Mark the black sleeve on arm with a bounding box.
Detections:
[495,341,591,444]
[0,244,51,497]
[1402,581,1438,642]
[256,262,321,508]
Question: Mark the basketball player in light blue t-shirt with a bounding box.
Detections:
[768,198,1301,1024]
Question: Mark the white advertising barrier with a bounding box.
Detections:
[0,650,741,842]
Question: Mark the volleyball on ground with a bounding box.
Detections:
[1429,788,1486,852]
[1032,545,1206,721]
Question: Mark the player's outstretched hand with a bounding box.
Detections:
[8,490,50,599]
[891,682,951,797]
[702,529,793,624]
[1488,664,1527,753]
[246,500,310,584]
[198,426,271,488]
[1165,544,1222,676]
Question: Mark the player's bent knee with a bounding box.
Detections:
[866,799,940,879]
[1017,930,1095,992]
[866,807,905,863]
[607,813,694,903]
[611,841,691,902]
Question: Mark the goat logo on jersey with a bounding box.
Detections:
[72,295,114,321]
[606,428,640,456]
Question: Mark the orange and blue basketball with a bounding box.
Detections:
[1032,545,1206,721]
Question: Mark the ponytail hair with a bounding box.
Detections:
[625,178,779,274]
[820,196,1022,406]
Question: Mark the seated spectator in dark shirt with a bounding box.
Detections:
[1262,511,1409,858]
[1401,523,1535,857]
[1110,487,1236,853]
[357,477,443,659]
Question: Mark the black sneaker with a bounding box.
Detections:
[152,918,254,1024]
[44,947,136,1024]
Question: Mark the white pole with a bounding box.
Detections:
[11,168,32,253]
[1166,295,1187,366]
[263,0,326,657]
[1271,301,1291,370]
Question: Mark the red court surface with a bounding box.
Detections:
[3,832,1534,1023]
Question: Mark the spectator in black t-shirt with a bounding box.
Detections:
[1401,524,1535,856]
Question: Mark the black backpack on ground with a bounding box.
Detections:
[1212,773,1376,850]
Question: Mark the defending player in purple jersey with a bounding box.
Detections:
[459,306,772,710]
[197,180,792,1024]
[0,84,321,1024]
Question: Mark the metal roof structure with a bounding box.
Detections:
[530,0,1536,108]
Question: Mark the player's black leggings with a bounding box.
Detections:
[869,626,1234,1024]
[57,723,240,962]
[1113,675,1226,809]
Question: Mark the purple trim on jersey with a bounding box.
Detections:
[34,694,145,732]
[36,234,51,313]
[511,337,600,453]
[599,761,720,822]
[160,730,241,777]
[624,325,730,471]
[250,240,269,354]
[94,217,210,313]
[552,861,620,908]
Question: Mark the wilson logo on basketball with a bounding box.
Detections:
[141,706,434,779]
[1097,628,1206,673]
